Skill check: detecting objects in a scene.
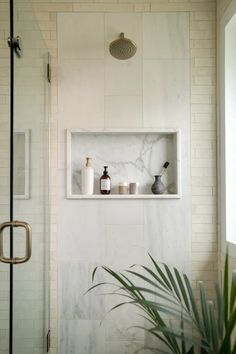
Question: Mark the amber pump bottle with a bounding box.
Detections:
[100,166,111,194]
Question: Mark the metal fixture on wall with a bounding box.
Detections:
[7,36,23,58]
[109,32,137,60]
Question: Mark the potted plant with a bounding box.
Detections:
[89,252,236,353]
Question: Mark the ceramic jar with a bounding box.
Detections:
[151,175,165,194]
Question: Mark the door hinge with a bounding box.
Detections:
[47,63,51,83]
[46,330,51,353]
[7,36,23,58]
[47,52,51,84]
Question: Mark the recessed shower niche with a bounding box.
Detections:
[66,129,181,199]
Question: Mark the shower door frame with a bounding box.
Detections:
[9,0,15,350]
[7,0,50,352]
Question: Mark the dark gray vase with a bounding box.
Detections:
[151,175,165,194]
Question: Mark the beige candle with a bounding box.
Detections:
[118,182,129,194]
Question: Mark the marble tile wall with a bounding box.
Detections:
[58,11,191,354]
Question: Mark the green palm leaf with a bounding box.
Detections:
[174,268,190,311]
[232,342,236,354]
[208,301,219,352]
[147,325,208,350]
[148,253,173,291]
[88,252,235,354]
[164,265,182,301]
[139,264,171,291]
[125,269,171,296]
[215,282,224,339]
[230,270,236,312]
[199,282,211,341]
[223,251,229,327]
[183,274,203,333]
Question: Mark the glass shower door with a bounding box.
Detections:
[0,0,50,352]
[13,0,50,352]
[0,0,11,351]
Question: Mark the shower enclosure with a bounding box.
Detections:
[0,0,50,352]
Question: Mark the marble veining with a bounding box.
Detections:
[60,262,105,320]
[70,132,178,196]
[60,320,105,354]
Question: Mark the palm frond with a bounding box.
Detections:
[230,270,236,312]
[223,251,229,327]
[88,251,235,354]
[215,282,224,339]
[199,282,211,341]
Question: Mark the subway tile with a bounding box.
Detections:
[191,94,212,104]
[193,11,216,21]
[134,3,150,12]
[195,57,216,67]
[32,3,73,12]
[190,20,215,31]
[190,30,215,40]
[73,3,133,12]
[193,39,215,48]
[151,2,215,12]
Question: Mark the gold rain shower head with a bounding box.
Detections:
[109,32,137,60]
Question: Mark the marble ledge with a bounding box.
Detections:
[66,194,181,199]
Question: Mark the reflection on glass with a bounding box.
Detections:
[13,131,29,199]
[13,0,50,352]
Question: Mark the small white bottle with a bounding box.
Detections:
[81,157,94,195]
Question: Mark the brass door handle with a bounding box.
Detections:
[0,221,32,264]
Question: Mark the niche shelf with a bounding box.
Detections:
[66,129,181,199]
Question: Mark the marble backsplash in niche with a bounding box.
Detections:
[70,131,179,195]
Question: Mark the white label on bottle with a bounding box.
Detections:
[101,179,110,191]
